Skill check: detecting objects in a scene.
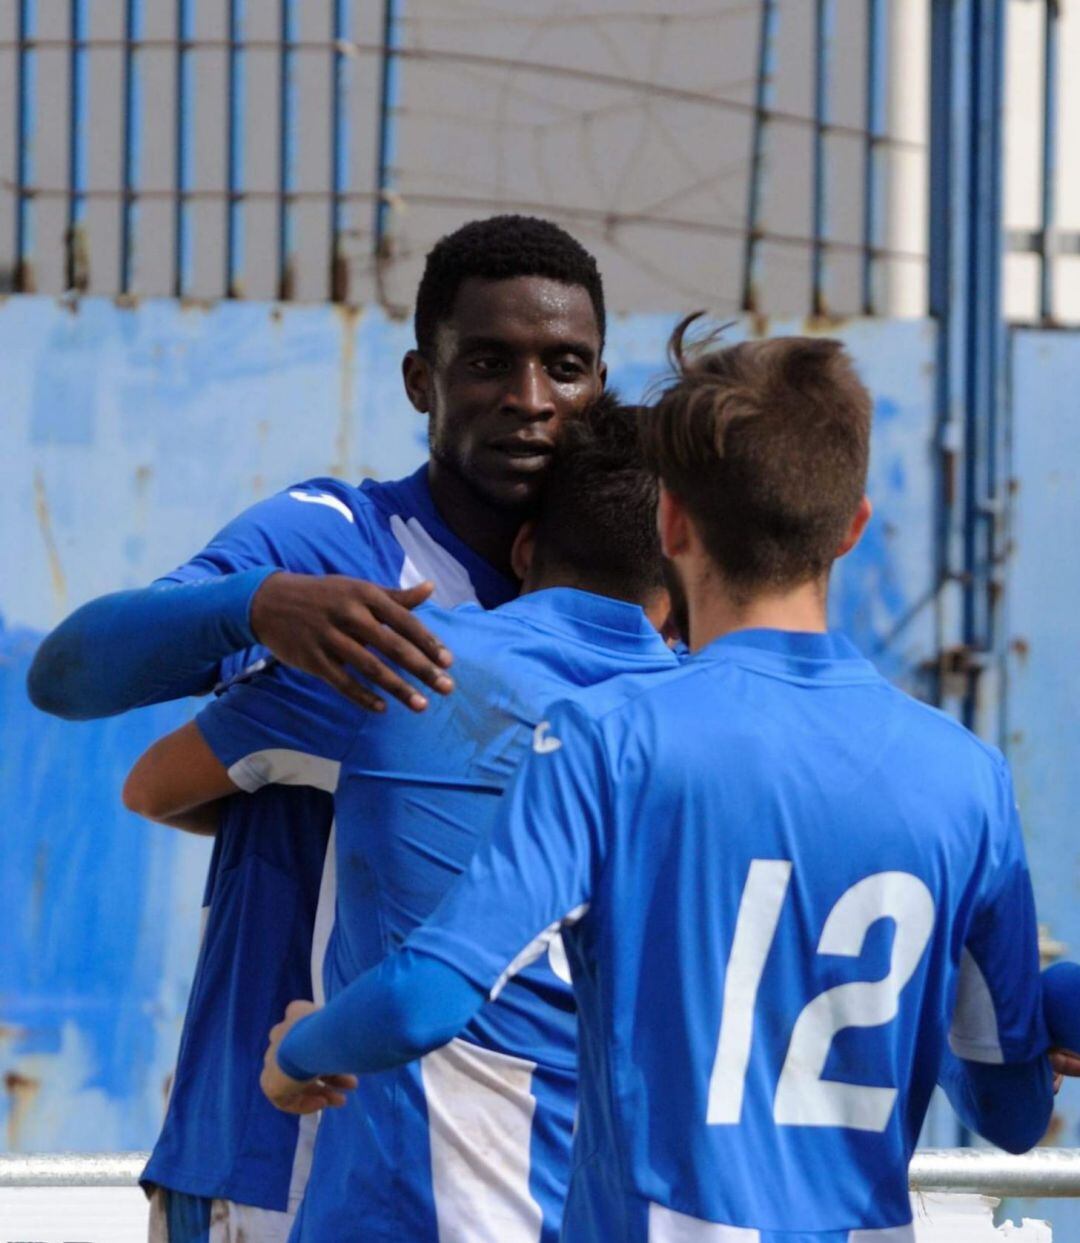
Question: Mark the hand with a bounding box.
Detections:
[1050,1046,1080,1083]
[260,1000,358,1115]
[250,573,454,713]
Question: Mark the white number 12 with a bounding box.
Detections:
[706,861,935,1132]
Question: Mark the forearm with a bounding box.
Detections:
[277,949,485,1081]
[939,1047,1053,1153]
[151,801,223,836]
[27,569,277,719]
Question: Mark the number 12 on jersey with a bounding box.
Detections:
[707,860,935,1132]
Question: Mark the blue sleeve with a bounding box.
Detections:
[937,1045,1053,1154]
[27,568,276,720]
[1042,961,1080,1050]
[197,662,363,792]
[405,698,611,997]
[949,755,1049,1065]
[27,481,380,720]
[276,949,485,1080]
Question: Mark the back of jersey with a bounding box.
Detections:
[580,629,1044,1239]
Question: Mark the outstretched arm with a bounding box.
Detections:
[262,950,485,1112]
[28,569,275,720]
[27,485,455,722]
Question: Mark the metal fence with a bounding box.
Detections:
[0,0,936,315]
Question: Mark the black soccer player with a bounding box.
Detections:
[28,215,608,1242]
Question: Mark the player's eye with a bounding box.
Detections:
[468,355,509,376]
[548,357,587,382]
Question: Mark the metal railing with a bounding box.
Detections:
[4,1149,1080,1198]
[1004,0,1080,326]
[1,0,923,311]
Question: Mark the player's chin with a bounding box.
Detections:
[473,459,553,511]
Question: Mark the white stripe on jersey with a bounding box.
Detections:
[648,1203,916,1243]
[390,514,483,608]
[949,948,1005,1064]
[421,1038,542,1243]
[226,749,340,795]
[490,905,589,1001]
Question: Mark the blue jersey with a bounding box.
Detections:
[195,588,678,1241]
[409,629,1048,1243]
[142,467,515,1211]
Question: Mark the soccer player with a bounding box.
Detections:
[122,396,678,1241]
[260,326,1060,1242]
[27,215,608,1242]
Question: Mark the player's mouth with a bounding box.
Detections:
[488,436,556,472]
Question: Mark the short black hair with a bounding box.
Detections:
[414,215,606,358]
[531,391,663,603]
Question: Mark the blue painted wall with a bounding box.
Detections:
[0,297,939,1150]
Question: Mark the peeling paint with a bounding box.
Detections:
[32,471,67,615]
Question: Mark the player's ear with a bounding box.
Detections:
[658,486,690,561]
[403,350,432,415]
[836,495,872,560]
[511,521,537,583]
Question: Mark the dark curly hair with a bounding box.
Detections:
[414,215,606,358]
[531,390,663,603]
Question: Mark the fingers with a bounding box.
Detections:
[312,653,388,714]
[320,1073,358,1091]
[327,638,431,713]
[384,580,436,610]
[374,587,454,671]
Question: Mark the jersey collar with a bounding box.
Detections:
[693,627,879,681]
[497,587,671,657]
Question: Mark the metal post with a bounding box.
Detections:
[277,0,297,301]
[928,0,1008,733]
[225,0,245,298]
[329,0,350,303]
[173,0,193,298]
[1039,0,1060,324]
[811,0,834,318]
[120,0,141,295]
[740,0,778,315]
[862,0,887,316]
[66,0,90,292]
[14,0,36,293]
[374,0,400,270]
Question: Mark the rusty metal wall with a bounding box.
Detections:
[0,296,939,1148]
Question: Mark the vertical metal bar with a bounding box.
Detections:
[928,0,1008,746]
[740,0,778,315]
[225,0,245,298]
[1039,0,1059,324]
[173,0,192,298]
[277,0,297,301]
[67,0,89,292]
[120,0,141,295]
[862,0,887,316]
[969,0,1009,701]
[329,0,350,302]
[14,0,36,292]
[373,0,400,271]
[811,0,834,317]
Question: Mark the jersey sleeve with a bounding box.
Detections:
[405,697,612,997]
[154,479,377,586]
[949,753,1049,1064]
[196,662,362,795]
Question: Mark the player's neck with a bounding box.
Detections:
[686,575,829,653]
[426,461,527,578]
